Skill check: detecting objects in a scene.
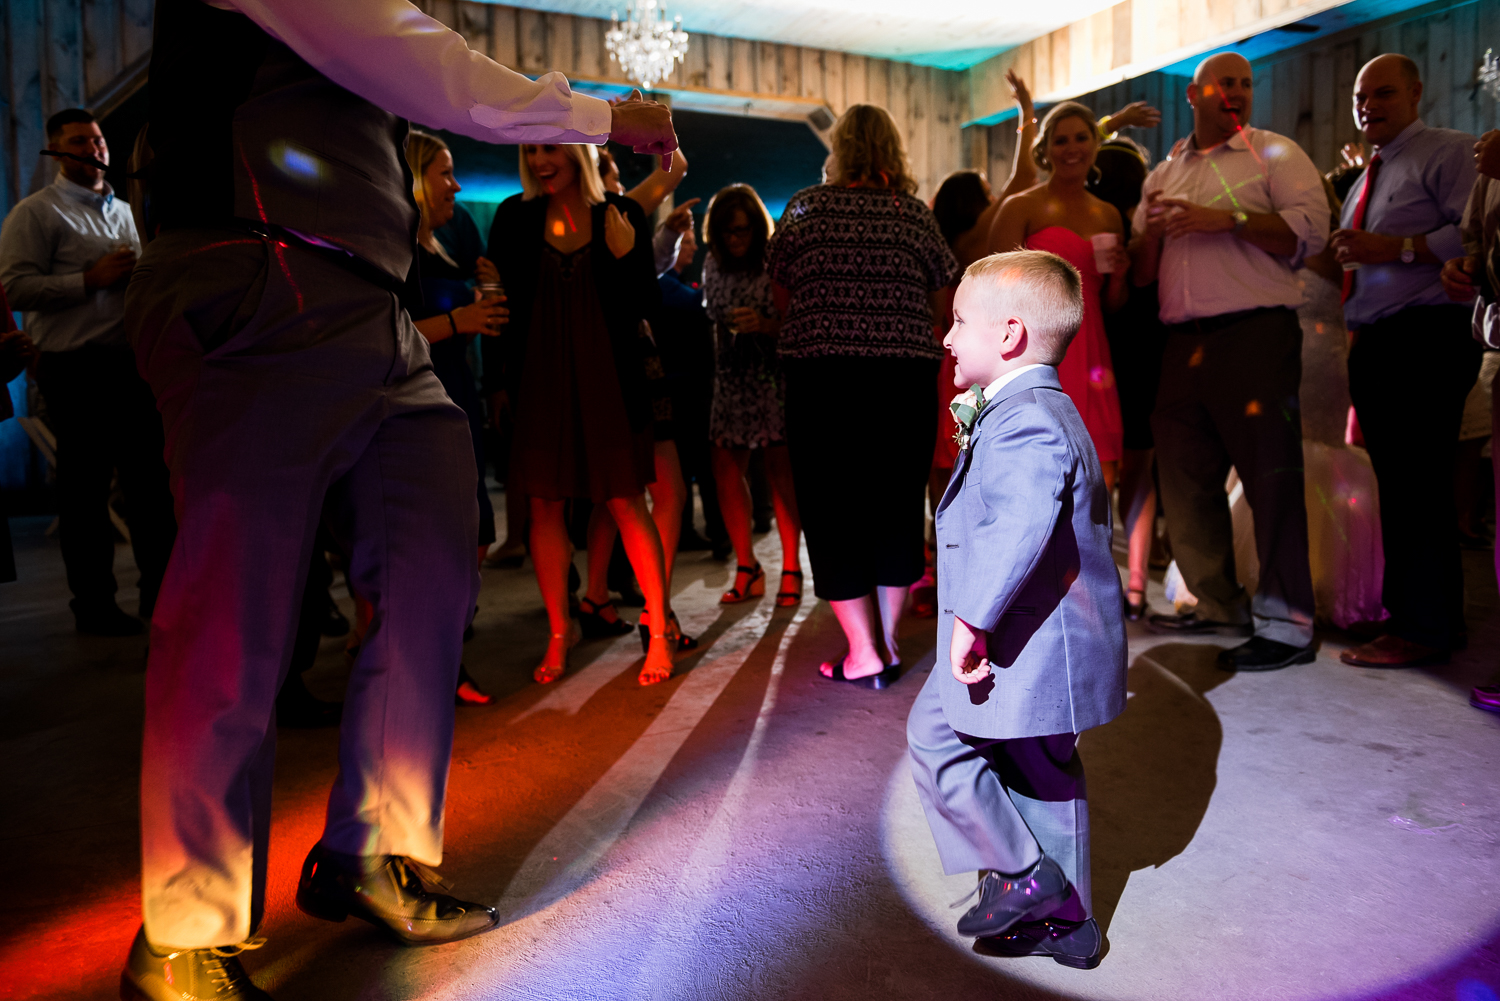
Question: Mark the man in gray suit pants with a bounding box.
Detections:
[908,251,1127,970]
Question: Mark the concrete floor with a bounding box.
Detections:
[2,499,1498,1001]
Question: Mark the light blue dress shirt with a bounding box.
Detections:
[1340,119,1477,328]
[0,173,141,352]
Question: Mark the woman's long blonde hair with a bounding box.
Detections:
[827,104,917,195]
[519,143,606,205]
[406,129,449,225]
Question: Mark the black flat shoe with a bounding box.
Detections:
[1146,611,1251,637]
[1218,636,1316,672]
[975,916,1104,969]
[296,843,499,946]
[578,596,634,640]
[822,656,901,690]
[955,856,1071,939]
[121,927,272,1000]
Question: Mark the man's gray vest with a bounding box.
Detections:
[148,0,418,284]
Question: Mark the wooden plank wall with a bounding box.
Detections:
[417,0,970,199]
[1,0,152,215]
[981,0,1500,185]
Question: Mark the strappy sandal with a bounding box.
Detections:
[775,569,803,607]
[533,621,580,685]
[720,563,765,604]
[579,596,634,639]
[637,609,698,654]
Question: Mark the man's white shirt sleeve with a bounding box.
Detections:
[210,0,613,145]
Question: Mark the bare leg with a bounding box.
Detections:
[1117,448,1157,604]
[875,584,908,666]
[764,445,802,575]
[712,446,755,567]
[603,494,673,685]
[822,594,885,680]
[584,503,618,609]
[529,497,576,682]
[650,440,687,584]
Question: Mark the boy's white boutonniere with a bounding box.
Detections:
[950,386,987,451]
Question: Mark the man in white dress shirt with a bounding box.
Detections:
[0,109,176,635]
[1131,52,1330,673]
[120,1,676,997]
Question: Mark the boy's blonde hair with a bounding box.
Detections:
[962,251,1084,365]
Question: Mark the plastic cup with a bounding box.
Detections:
[478,282,504,300]
[1090,232,1119,274]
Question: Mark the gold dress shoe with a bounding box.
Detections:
[1339,634,1449,668]
[296,843,499,946]
[120,927,272,1000]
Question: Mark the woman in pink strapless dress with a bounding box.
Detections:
[989,100,1131,483]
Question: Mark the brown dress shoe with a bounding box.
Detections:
[1339,634,1449,668]
[120,927,273,1000]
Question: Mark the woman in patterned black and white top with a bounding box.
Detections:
[766,104,961,688]
[701,184,803,607]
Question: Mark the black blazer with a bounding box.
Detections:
[483,191,661,433]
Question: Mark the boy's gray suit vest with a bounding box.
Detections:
[148,0,418,284]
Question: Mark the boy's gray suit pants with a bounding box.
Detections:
[126,229,479,949]
[907,666,1092,918]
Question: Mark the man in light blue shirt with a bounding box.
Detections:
[1332,54,1480,668]
[0,108,174,635]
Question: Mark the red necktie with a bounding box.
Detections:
[1341,152,1382,304]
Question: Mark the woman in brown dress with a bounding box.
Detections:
[485,142,677,686]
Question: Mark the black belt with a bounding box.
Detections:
[1166,306,1289,337]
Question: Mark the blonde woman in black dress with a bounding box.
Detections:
[485,142,678,686]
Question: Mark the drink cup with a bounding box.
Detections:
[1090,232,1119,274]
[478,281,504,300]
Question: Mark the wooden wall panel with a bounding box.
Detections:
[491,6,518,68]
[704,34,730,92]
[824,50,845,112]
[845,54,868,107]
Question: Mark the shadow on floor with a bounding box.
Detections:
[1083,641,1229,935]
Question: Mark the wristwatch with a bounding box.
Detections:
[1231,210,1249,234]
[1400,237,1415,264]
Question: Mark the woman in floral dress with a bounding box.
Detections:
[701,184,803,607]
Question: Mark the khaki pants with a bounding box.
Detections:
[126,230,478,949]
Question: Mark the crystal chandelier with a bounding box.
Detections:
[1482,49,1500,102]
[606,0,690,89]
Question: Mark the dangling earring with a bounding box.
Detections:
[1088,163,1102,184]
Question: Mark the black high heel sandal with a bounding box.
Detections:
[638,610,699,654]
[775,570,803,607]
[578,596,634,639]
[720,563,765,604]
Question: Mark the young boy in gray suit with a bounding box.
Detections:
[907,250,1128,969]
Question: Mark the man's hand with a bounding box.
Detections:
[474,256,500,286]
[604,204,636,259]
[1158,198,1234,238]
[950,614,991,685]
[1330,229,1402,266]
[1104,100,1162,133]
[1442,255,1479,303]
[662,197,701,236]
[83,247,137,291]
[1139,190,1170,241]
[610,89,678,170]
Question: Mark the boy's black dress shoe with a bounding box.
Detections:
[120,927,273,1000]
[1217,636,1316,672]
[976,916,1104,969]
[1145,611,1252,637]
[955,856,1070,938]
[296,843,499,945]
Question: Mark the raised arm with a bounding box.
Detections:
[221,0,673,152]
[996,70,1039,203]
